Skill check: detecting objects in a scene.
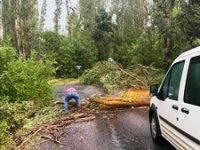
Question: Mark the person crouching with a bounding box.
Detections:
[64,88,81,111]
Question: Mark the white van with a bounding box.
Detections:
[149,47,200,150]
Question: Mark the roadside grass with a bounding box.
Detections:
[48,78,79,86]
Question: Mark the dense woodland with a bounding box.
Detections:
[1,0,200,149]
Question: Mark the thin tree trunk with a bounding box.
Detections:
[66,0,71,38]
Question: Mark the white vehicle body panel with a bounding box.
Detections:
[150,47,200,150]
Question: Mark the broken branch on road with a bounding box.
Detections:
[17,113,96,149]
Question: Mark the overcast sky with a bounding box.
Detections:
[38,0,78,33]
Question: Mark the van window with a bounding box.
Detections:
[184,56,200,106]
[157,70,170,100]
[158,61,184,100]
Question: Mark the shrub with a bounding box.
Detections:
[0,52,55,101]
[0,120,15,150]
[0,101,34,150]
[0,47,16,74]
[41,31,97,77]
[54,39,97,77]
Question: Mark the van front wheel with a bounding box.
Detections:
[150,114,162,144]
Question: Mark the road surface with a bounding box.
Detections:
[33,108,175,150]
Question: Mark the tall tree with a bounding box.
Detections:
[0,0,3,37]
[79,0,105,35]
[152,0,176,70]
[18,0,38,57]
[92,9,115,60]
[2,0,14,40]
[54,0,62,33]
[111,0,149,36]
[2,0,38,57]
[39,0,47,32]
[68,9,80,38]
[65,0,71,37]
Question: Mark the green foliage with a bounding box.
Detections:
[175,4,200,47]
[0,39,13,47]
[80,61,117,86]
[0,52,55,101]
[23,105,63,129]
[0,47,16,74]
[0,101,34,149]
[192,39,200,46]
[80,61,164,92]
[92,9,115,61]
[0,100,62,150]
[0,120,15,150]
[56,38,97,77]
[172,6,181,18]
[41,31,64,53]
[41,31,97,77]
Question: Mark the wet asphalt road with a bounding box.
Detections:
[34,108,175,150]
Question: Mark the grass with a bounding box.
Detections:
[48,78,79,86]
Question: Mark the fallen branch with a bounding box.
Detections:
[75,116,96,122]
[16,127,44,150]
[110,62,147,87]
[54,100,64,105]
[41,135,67,146]
[17,113,96,149]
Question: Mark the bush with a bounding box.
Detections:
[0,47,16,74]
[54,39,97,77]
[0,51,55,149]
[0,52,55,101]
[0,101,34,150]
[41,31,97,77]
[0,120,15,150]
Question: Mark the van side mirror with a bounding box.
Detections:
[150,84,159,96]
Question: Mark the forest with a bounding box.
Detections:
[1,0,200,149]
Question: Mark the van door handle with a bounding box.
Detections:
[181,108,189,114]
[172,105,179,110]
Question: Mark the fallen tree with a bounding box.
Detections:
[54,89,150,108]
[80,61,164,92]
[91,97,149,107]
[89,88,150,108]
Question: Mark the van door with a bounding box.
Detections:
[156,61,185,138]
[178,56,200,149]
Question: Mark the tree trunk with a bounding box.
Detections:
[66,0,71,38]
[163,0,174,71]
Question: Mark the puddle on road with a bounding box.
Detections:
[106,115,124,150]
[107,119,124,150]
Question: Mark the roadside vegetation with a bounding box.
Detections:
[0,0,200,149]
